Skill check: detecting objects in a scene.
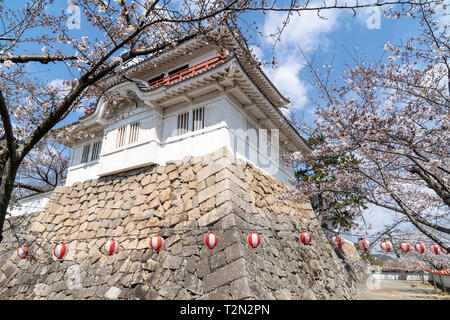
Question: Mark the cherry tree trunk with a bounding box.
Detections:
[0,158,19,243]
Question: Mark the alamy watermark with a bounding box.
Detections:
[67,1,81,30]
[66,264,83,289]
[366,7,381,29]
[366,271,382,290]
[171,126,283,176]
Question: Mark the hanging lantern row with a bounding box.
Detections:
[16,230,314,261]
[418,262,450,275]
[399,241,449,256]
[350,238,448,256]
[382,262,450,274]
[382,262,420,272]
[15,230,448,262]
[433,269,450,275]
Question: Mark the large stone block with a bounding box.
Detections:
[162,255,183,270]
[197,202,232,227]
[105,286,121,299]
[159,281,181,299]
[229,277,253,299]
[201,258,248,293]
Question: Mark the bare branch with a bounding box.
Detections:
[0,54,78,64]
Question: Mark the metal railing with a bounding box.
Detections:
[148,55,227,87]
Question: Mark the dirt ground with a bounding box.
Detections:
[358,279,450,300]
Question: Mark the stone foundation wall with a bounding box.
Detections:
[0,147,359,299]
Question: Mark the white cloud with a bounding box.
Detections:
[436,5,449,29]
[262,7,339,53]
[264,56,309,110]
[48,79,89,114]
[259,7,340,111]
[249,45,264,62]
[48,79,71,99]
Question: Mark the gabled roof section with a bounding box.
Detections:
[100,24,290,109]
[66,24,312,153]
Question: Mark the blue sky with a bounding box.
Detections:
[239,5,420,122]
[7,0,426,129]
[237,5,423,238]
[6,1,446,240]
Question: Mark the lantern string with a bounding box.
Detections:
[6,197,448,244]
[2,191,448,268]
[2,218,448,249]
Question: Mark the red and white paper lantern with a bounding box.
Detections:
[300,231,311,245]
[400,241,411,253]
[414,242,425,254]
[358,238,370,251]
[204,232,218,249]
[331,235,343,248]
[247,232,261,249]
[53,243,68,260]
[380,240,392,252]
[104,238,119,256]
[16,246,29,259]
[431,244,440,255]
[150,235,164,251]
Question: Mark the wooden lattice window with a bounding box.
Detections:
[116,126,127,148]
[90,141,102,161]
[177,112,189,136]
[128,122,140,144]
[81,145,90,163]
[192,107,204,131]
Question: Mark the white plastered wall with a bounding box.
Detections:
[66,93,296,186]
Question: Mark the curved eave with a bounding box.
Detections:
[100,26,290,110]
[217,24,291,107]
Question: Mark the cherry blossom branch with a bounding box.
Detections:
[240,0,440,13]
[418,3,450,93]
[13,182,46,194]
[342,158,450,236]
[408,163,450,208]
[0,54,78,64]
[389,192,449,252]
[365,198,450,234]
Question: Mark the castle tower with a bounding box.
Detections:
[64,25,311,187]
[0,26,359,300]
